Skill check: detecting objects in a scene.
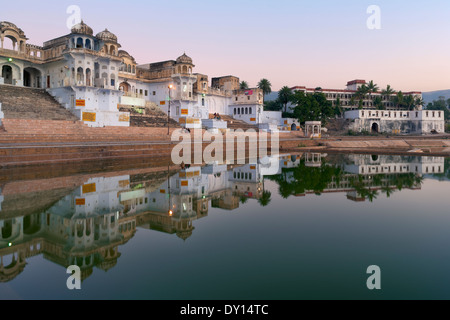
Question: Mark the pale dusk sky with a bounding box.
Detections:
[2,0,449,92]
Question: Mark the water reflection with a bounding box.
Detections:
[0,153,447,283]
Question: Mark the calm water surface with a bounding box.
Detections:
[0,153,449,300]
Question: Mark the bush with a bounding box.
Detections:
[446,123,450,133]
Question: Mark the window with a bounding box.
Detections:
[247,96,250,100]
[145,90,148,96]
[202,98,205,106]
[153,91,156,96]
[249,107,252,114]
[234,108,236,115]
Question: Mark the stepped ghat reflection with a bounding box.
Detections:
[0,154,445,282]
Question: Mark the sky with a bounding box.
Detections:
[1,0,450,92]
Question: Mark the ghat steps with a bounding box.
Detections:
[209,114,259,131]
[0,85,79,121]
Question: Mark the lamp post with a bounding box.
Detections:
[168,84,173,135]
[168,164,173,216]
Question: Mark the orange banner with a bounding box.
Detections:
[76,198,85,205]
[76,99,85,107]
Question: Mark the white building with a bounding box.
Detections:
[0,20,297,131]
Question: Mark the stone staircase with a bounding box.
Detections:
[210,114,259,131]
[0,85,78,121]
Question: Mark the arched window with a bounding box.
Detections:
[132,66,135,74]
[127,65,131,73]
[110,46,115,56]
[182,65,188,73]
[245,107,248,114]
[241,108,244,114]
[249,107,252,114]
[238,108,240,115]
[76,37,83,48]
[234,108,236,115]
[110,73,115,87]
[202,98,205,106]
[76,67,83,83]
[85,39,91,50]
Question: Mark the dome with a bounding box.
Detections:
[0,21,18,29]
[71,21,93,36]
[96,28,117,43]
[0,21,26,37]
[176,53,193,65]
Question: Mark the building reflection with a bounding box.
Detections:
[0,153,445,282]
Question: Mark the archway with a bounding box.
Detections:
[23,67,42,88]
[119,81,130,92]
[1,65,13,84]
[2,36,17,51]
[291,123,297,131]
[371,122,379,133]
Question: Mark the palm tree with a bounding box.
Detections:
[278,86,293,113]
[240,81,249,90]
[404,95,416,110]
[415,97,425,109]
[355,84,369,108]
[258,79,272,104]
[334,97,344,117]
[366,80,379,95]
[258,191,272,207]
[373,96,384,110]
[381,85,395,109]
[239,196,248,204]
[393,91,405,109]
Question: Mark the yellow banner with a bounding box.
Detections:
[119,180,130,188]
[82,112,96,122]
[119,114,130,122]
[76,198,85,205]
[82,183,96,194]
[181,181,188,186]
[181,109,188,115]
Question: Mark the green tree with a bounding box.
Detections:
[264,99,283,111]
[334,97,344,117]
[355,84,369,109]
[393,91,405,109]
[278,86,293,113]
[381,85,395,108]
[240,81,249,90]
[427,99,450,120]
[366,80,379,94]
[291,91,333,125]
[374,96,384,110]
[258,190,272,207]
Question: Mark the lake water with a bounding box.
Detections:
[0,153,449,300]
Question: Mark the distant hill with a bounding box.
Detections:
[422,90,450,104]
[264,92,278,102]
